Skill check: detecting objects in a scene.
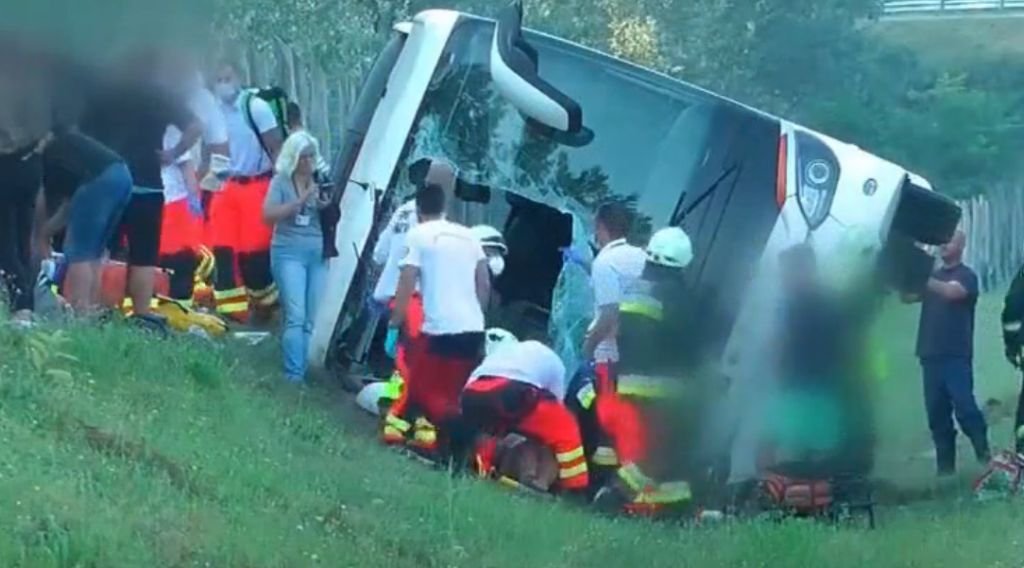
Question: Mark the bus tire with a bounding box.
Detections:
[892,185,961,246]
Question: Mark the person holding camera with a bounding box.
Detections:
[262,131,330,384]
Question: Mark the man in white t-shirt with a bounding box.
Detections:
[373,159,457,306]
[207,59,284,322]
[460,330,589,492]
[581,202,649,473]
[377,159,457,445]
[387,182,490,455]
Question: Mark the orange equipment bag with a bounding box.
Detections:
[97,261,171,309]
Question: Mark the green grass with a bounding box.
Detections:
[2,298,1024,567]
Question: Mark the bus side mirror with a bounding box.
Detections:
[490,1,583,134]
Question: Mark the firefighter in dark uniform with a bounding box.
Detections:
[589,226,697,514]
[1002,264,1024,453]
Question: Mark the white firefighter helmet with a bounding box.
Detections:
[471,225,508,255]
[485,328,518,357]
[646,227,693,269]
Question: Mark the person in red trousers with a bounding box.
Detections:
[208,59,283,322]
[387,182,489,457]
[461,329,589,493]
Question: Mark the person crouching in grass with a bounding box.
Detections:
[262,131,330,384]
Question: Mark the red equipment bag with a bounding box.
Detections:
[762,473,834,511]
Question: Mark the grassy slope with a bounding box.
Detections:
[870,16,1024,68]
[873,296,1020,484]
[2,299,1024,568]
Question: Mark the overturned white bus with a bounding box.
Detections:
[310,5,959,480]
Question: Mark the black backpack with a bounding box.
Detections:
[243,86,290,157]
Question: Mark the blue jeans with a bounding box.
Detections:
[921,357,990,472]
[271,245,327,382]
[63,162,133,263]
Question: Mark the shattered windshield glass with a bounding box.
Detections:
[398,19,718,369]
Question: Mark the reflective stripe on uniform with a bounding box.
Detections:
[617,374,677,399]
[215,288,247,301]
[412,417,437,446]
[1005,321,1023,332]
[617,462,654,492]
[620,300,663,321]
[249,284,279,307]
[576,383,597,410]
[633,481,692,505]
[121,297,161,314]
[556,447,585,464]
[195,246,215,281]
[593,446,619,466]
[385,413,411,433]
[559,461,589,480]
[215,288,249,313]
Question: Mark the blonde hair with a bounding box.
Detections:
[275,130,319,177]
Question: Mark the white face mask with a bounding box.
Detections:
[215,81,239,102]
[488,255,505,277]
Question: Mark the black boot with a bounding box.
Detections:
[935,440,956,476]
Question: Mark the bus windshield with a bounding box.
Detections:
[404,18,722,240]
[391,17,780,370]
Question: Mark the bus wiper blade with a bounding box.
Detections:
[670,164,739,226]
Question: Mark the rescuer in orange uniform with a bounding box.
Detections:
[208,60,283,321]
[461,329,590,493]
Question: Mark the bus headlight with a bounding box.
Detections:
[795,131,841,230]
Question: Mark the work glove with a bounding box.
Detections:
[560,246,590,270]
[187,192,203,218]
[385,327,400,359]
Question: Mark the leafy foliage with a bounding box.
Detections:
[210,0,1023,198]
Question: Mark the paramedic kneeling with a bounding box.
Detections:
[389,182,490,456]
[917,230,990,475]
[461,330,589,492]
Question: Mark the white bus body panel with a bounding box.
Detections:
[309,11,460,368]
[720,121,914,482]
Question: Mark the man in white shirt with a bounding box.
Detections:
[581,202,649,473]
[388,181,490,455]
[373,159,457,306]
[207,59,284,322]
[378,159,456,445]
[460,330,589,492]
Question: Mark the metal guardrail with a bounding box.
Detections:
[884,0,1024,15]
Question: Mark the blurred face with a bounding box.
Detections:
[214,65,240,101]
[424,160,456,194]
[160,51,202,94]
[594,220,611,248]
[940,231,966,264]
[296,149,316,177]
